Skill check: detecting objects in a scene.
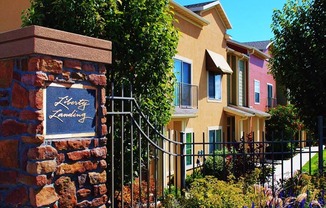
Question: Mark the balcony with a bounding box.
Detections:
[173,82,198,118]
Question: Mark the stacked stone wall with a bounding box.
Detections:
[0,26,111,207]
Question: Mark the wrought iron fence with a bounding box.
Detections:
[107,83,185,207]
[107,82,325,207]
[183,123,325,196]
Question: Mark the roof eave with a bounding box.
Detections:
[227,39,251,50]
[226,47,250,60]
[186,1,232,29]
[252,49,270,60]
[214,3,232,29]
[227,39,270,60]
[170,1,209,28]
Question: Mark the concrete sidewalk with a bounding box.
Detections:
[273,146,320,181]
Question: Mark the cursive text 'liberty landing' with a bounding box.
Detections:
[54,96,90,111]
[49,109,92,123]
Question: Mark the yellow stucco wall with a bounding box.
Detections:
[171,8,229,154]
[0,0,30,33]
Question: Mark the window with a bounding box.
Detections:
[208,71,222,101]
[174,58,191,106]
[254,80,260,103]
[209,128,222,153]
[267,84,273,107]
[238,60,245,106]
[185,132,193,168]
[226,116,235,143]
[174,59,191,85]
[227,54,237,105]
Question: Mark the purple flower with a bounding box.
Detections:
[299,199,306,208]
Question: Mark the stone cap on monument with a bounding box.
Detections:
[0,25,112,64]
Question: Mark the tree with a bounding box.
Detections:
[266,104,304,159]
[105,0,178,125]
[270,0,326,130]
[22,0,179,199]
[22,0,109,38]
[22,0,178,126]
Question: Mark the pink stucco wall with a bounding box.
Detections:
[249,54,276,111]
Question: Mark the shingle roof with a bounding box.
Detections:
[242,40,271,51]
[184,1,215,8]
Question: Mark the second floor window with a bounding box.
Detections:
[174,58,192,106]
[174,59,191,84]
[267,84,273,107]
[208,71,222,101]
[255,80,260,103]
[238,60,246,106]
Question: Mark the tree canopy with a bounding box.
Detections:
[270,0,326,130]
[106,1,178,125]
[22,0,179,125]
[266,104,304,158]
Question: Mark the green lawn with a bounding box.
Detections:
[302,150,326,175]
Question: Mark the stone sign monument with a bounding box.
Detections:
[0,25,111,207]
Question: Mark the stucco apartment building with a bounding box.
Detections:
[168,0,232,173]
[170,0,275,175]
[225,40,273,144]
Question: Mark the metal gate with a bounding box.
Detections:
[106,83,186,207]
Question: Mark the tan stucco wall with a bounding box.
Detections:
[0,0,30,33]
[171,8,229,154]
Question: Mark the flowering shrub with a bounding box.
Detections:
[251,172,326,207]
[115,177,161,207]
[202,139,272,183]
[164,172,326,208]
[177,176,262,208]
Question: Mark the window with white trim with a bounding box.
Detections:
[208,71,222,101]
[174,58,192,107]
[254,80,260,104]
[267,84,273,107]
[238,60,245,106]
[208,127,222,153]
[185,131,193,168]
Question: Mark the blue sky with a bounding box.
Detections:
[174,0,287,42]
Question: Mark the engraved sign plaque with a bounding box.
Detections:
[45,83,97,138]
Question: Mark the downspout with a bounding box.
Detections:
[239,53,246,60]
[249,47,255,55]
[250,116,253,134]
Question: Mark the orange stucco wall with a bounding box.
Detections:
[0,0,30,33]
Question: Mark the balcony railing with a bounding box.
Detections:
[174,82,198,109]
[267,97,277,108]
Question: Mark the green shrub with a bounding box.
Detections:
[163,194,182,208]
[163,185,181,199]
[180,176,256,208]
[185,169,203,189]
[266,104,304,159]
[203,149,233,180]
[163,186,182,208]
